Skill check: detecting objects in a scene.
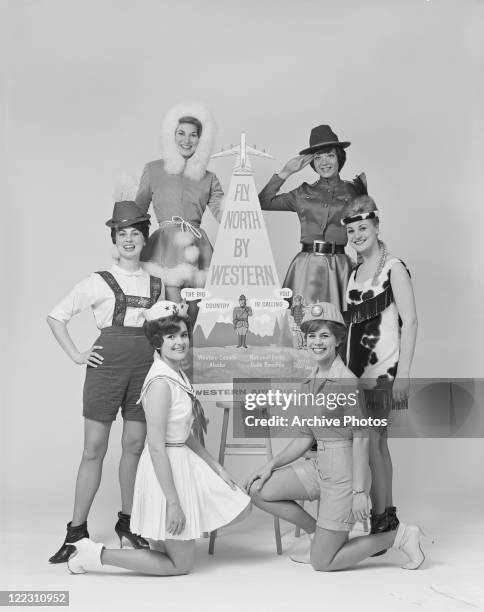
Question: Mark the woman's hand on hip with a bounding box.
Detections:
[166,501,186,536]
[73,345,104,367]
[352,492,369,523]
[278,154,313,180]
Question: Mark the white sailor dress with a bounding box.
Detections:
[130,358,250,540]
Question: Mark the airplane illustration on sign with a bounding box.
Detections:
[211,132,273,175]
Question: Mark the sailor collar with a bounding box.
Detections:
[152,355,193,392]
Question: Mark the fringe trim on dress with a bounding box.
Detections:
[363,388,408,413]
[344,285,394,325]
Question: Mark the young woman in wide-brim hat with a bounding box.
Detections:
[259,124,367,311]
[47,200,163,564]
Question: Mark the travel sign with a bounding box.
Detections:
[183,134,313,396]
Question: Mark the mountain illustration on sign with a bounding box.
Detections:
[189,133,313,387]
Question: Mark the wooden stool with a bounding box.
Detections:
[208,401,282,555]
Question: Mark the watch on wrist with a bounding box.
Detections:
[352,489,365,495]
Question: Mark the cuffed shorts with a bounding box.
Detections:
[291,439,360,532]
[83,326,154,422]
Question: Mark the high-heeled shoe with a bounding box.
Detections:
[66,538,104,574]
[114,511,149,549]
[48,521,89,564]
[392,523,432,570]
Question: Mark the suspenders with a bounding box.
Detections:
[96,271,162,326]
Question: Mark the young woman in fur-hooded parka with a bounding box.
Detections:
[135,102,223,303]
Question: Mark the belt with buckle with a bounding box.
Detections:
[301,241,345,255]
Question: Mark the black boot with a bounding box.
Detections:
[115,511,149,549]
[370,510,390,557]
[386,505,400,530]
[48,521,89,564]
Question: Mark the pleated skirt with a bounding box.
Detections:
[130,445,251,541]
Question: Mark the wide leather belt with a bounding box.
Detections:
[301,241,346,255]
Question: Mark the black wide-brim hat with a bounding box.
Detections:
[105,201,151,228]
[299,124,351,155]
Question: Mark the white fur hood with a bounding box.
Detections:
[160,101,216,181]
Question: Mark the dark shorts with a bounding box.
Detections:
[83,327,154,422]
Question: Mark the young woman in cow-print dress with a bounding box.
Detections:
[342,195,417,552]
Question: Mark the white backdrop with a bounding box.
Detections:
[3,0,484,546]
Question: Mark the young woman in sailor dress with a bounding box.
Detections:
[66,301,250,576]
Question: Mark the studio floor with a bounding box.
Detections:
[1,508,483,612]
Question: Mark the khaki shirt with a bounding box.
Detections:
[298,356,367,440]
[259,174,358,245]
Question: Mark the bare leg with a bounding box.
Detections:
[249,466,316,534]
[368,428,386,514]
[311,527,397,572]
[72,419,112,525]
[101,539,195,576]
[119,420,146,514]
[379,431,394,508]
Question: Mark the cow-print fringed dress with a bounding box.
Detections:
[345,257,409,416]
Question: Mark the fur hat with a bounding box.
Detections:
[160,101,216,181]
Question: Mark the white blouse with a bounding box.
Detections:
[49,265,156,329]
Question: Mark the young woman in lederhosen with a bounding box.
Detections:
[342,195,418,551]
[258,124,367,312]
[47,201,163,563]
